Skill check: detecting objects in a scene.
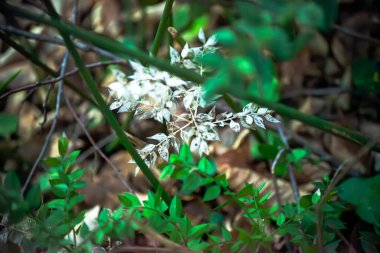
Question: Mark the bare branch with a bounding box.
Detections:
[0,60,127,100]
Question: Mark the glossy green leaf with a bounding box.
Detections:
[203,185,221,201]
[118,193,141,207]
[169,195,183,218]
[296,2,324,29]
[189,223,211,239]
[47,199,66,210]
[70,168,85,181]
[58,136,69,157]
[198,157,216,175]
[181,173,202,195]
[338,174,380,226]
[179,144,192,164]
[98,208,109,226]
[160,165,174,179]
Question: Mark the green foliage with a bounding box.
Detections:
[278,177,346,251]
[203,0,331,103]
[1,139,378,252]
[338,174,380,226]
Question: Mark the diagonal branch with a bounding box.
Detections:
[0,60,127,100]
[40,0,171,204]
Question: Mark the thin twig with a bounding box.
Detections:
[333,24,380,45]
[21,51,69,194]
[0,60,127,100]
[64,94,134,193]
[0,24,122,60]
[21,0,78,194]
[276,123,301,203]
[282,87,351,99]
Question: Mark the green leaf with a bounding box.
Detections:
[169,195,183,218]
[311,189,321,204]
[181,173,202,195]
[70,168,85,181]
[338,174,380,226]
[215,174,229,188]
[0,69,20,93]
[79,222,90,239]
[173,4,191,30]
[160,165,174,179]
[188,239,210,252]
[288,148,308,163]
[149,215,175,233]
[222,227,232,241]
[65,150,81,168]
[55,224,71,236]
[47,199,66,210]
[4,171,21,192]
[179,144,192,164]
[51,183,68,197]
[98,208,109,226]
[215,28,237,47]
[277,213,286,226]
[232,56,254,75]
[259,192,272,204]
[71,181,87,189]
[58,136,69,157]
[189,224,211,239]
[67,194,84,210]
[26,185,41,209]
[296,2,324,29]
[44,157,62,167]
[237,184,254,198]
[118,193,141,207]
[203,185,221,201]
[299,195,312,209]
[198,157,216,175]
[313,0,338,29]
[258,144,279,160]
[0,114,18,137]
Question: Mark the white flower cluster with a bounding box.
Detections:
[108,29,279,174]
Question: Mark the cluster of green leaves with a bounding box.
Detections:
[158,145,281,252]
[29,137,88,251]
[252,131,311,176]
[2,137,380,252]
[278,177,346,252]
[0,172,40,224]
[201,0,336,102]
[338,174,380,252]
[0,136,89,252]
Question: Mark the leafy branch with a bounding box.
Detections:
[1,1,377,152]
